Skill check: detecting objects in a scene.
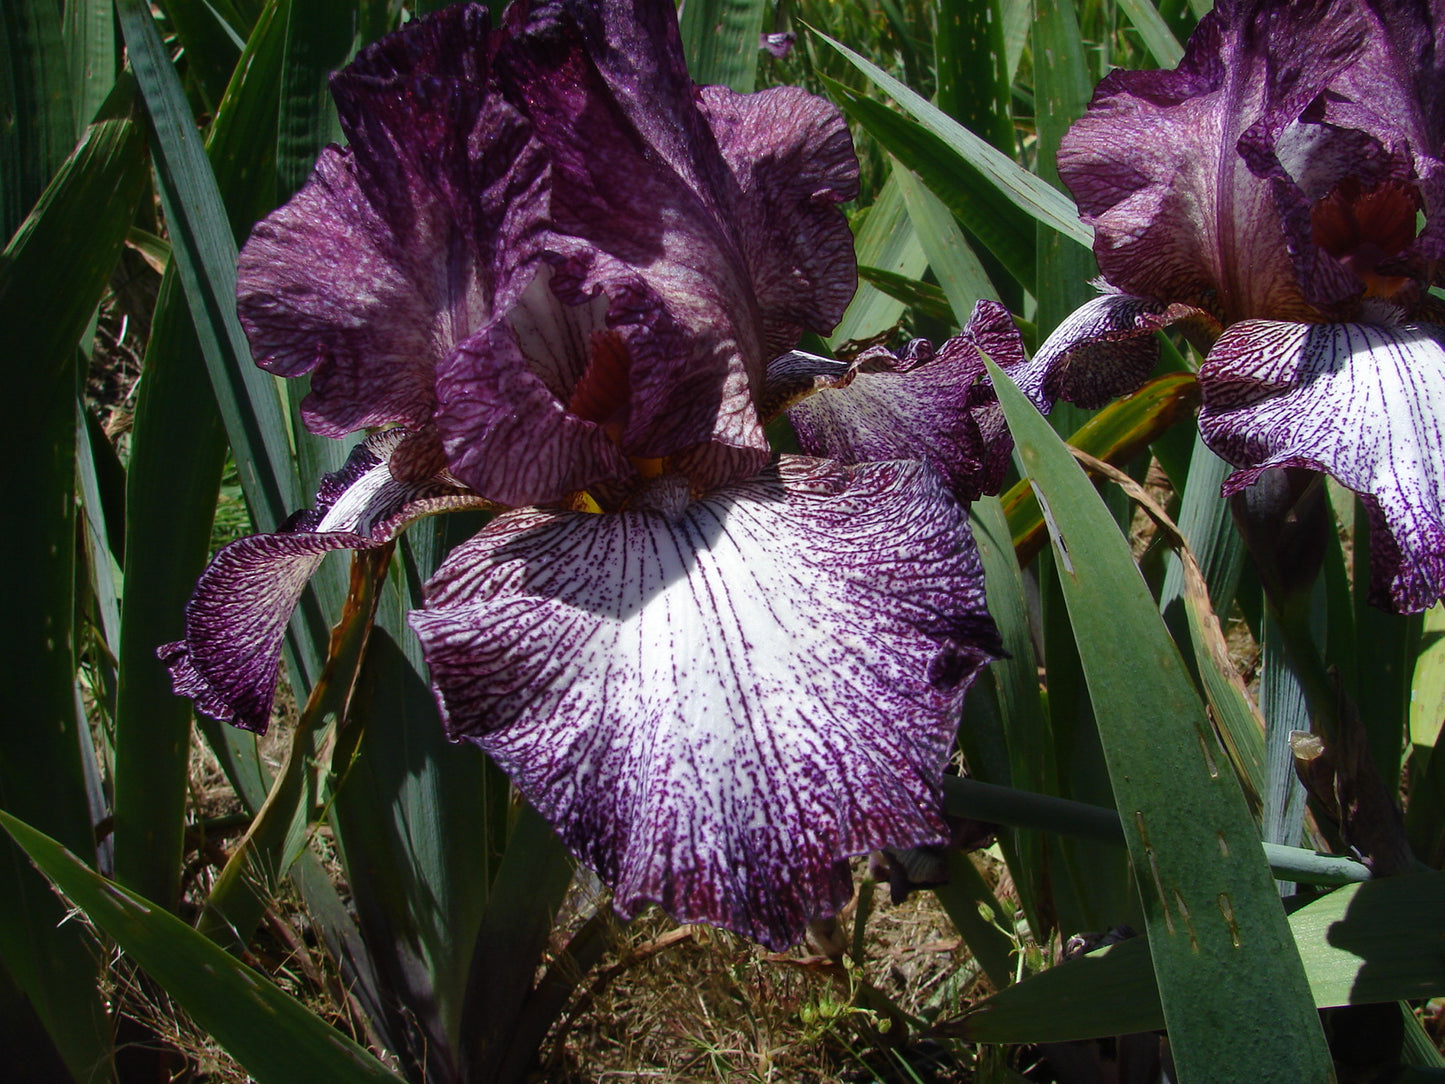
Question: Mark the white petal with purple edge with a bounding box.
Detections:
[160,430,488,732]
[1017,291,1198,411]
[1200,318,1445,613]
[409,457,1002,948]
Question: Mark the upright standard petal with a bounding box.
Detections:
[408,457,1003,948]
[1059,0,1445,324]
[1199,318,1445,612]
[238,1,858,509]
[434,0,858,503]
[453,0,767,492]
[160,431,489,731]
[238,4,549,438]
[696,84,859,356]
[781,300,1027,500]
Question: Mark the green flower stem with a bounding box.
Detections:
[942,777,1369,885]
[1266,590,1343,744]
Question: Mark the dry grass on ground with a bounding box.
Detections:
[540,865,1013,1083]
[85,719,1022,1083]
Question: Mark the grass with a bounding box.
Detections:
[533,850,1044,1083]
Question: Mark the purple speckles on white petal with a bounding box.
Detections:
[408,456,1002,948]
[1017,291,1207,412]
[160,430,489,732]
[1200,318,1445,613]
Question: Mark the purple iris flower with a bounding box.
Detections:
[1017,0,1445,613]
[160,0,1011,948]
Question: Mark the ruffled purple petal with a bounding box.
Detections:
[697,84,859,355]
[239,1,858,506]
[237,4,548,439]
[160,431,489,731]
[781,300,1026,500]
[1199,317,1445,613]
[435,268,638,507]
[408,457,1003,948]
[1253,0,1445,302]
[1059,0,1445,323]
[450,0,855,495]
[1016,291,1210,412]
[480,2,773,482]
[1059,8,1296,320]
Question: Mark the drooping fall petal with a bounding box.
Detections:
[408,456,1002,948]
[782,300,1027,500]
[160,431,489,731]
[1014,291,1210,412]
[1199,317,1445,612]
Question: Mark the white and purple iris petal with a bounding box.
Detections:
[159,430,490,732]
[781,300,1029,501]
[408,457,1003,949]
[1200,317,1445,613]
[1014,291,1210,414]
[1022,0,1445,612]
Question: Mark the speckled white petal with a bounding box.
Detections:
[160,430,489,731]
[408,457,1002,948]
[1200,318,1445,612]
[1016,291,1205,411]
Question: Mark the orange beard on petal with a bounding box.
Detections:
[565,330,679,506]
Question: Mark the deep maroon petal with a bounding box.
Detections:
[697,84,859,354]
[160,431,489,731]
[408,457,1002,948]
[468,0,856,493]
[1199,317,1445,612]
[488,2,772,477]
[435,269,637,507]
[1016,291,1211,412]
[237,4,549,439]
[1059,0,1445,323]
[240,1,859,506]
[782,300,1027,500]
[1253,0,1445,302]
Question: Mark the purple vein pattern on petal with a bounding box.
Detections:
[1199,318,1445,613]
[237,5,549,438]
[1058,0,1445,324]
[1015,291,1207,411]
[697,84,860,355]
[160,430,489,732]
[408,457,1003,948]
[441,0,857,498]
[783,301,1026,501]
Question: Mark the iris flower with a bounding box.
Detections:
[160,0,1011,948]
[1017,0,1445,613]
